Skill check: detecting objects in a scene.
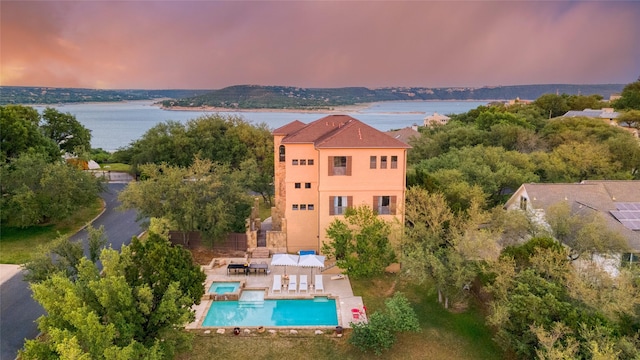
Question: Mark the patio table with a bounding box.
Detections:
[249,263,268,275]
[227,263,248,275]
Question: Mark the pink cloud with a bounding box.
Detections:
[1,1,638,89]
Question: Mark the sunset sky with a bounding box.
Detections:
[2,1,639,90]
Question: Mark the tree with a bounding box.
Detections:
[20,233,205,359]
[349,293,420,356]
[41,108,92,155]
[0,105,59,162]
[322,205,396,278]
[613,81,640,110]
[534,93,570,118]
[0,153,103,227]
[616,109,640,131]
[118,157,252,246]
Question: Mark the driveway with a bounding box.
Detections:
[0,182,143,360]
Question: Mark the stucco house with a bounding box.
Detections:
[423,112,450,127]
[504,180,640,268]
[270,115,410,254]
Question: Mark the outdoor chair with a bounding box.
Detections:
[299,275,308,293]
[288,275,298,293]
[272,274,282,293]
[315,275,324,293]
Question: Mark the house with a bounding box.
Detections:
[423,112,450,127]
[562,108,619,125]
[270,115,410,254]
[504,180,640,267]
[386,124,421,145]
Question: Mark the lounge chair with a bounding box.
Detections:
[315,275,324,293]
[288,275,297,293]
[272,274,282,293]
[299,275,308,293]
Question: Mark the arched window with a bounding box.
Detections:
[279,145,285,162]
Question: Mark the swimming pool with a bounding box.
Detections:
[202,296,338,327]
[209,282,241,294]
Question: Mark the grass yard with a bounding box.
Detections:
[177,274,503,360]
[0,199,104,264]
[100,163,132,172]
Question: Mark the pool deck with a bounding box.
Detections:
[188,257,367,330]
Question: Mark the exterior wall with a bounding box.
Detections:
[317,147,407,251]
[281,143,321,253]
[273,135,287,231]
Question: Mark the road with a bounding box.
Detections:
[0,182,143,360]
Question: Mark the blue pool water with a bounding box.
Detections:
[203,297,338,327]
[209,282,240,294]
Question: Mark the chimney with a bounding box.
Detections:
[411,123,418,131]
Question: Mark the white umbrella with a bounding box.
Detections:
[297,255,325,284]
[271,253,299,275]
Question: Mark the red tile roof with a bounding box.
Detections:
[279,115,411,149]
[272,120,306,136]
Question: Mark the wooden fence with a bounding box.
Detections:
[169,231,247,251]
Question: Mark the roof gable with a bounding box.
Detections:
[272,120,306,136]
[281,115,411,149]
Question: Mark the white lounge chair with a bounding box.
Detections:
[288,275,297,293]
[299,275,308,293]
[315,275,324,293]
[272,275,282,293]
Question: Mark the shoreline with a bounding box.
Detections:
[157,103,372,114]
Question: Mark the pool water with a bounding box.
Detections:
[209,282,240,294]
[203,297,338,327]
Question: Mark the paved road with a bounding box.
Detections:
[0,182,143,360]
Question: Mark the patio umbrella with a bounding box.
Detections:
[271,253,299,275]
[297,255,325,284]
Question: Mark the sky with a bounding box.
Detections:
[2,1,639,90]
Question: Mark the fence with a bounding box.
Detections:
[169,231,247,251]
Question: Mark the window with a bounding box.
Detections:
[370,156,377,169]
[292,204,299,210]
[307,159,314,165]
[391,156,398,169]
[292,159,299,165]
[330,196,352,215]
[374,196,397,215]
[305,183,311,189]
[520,196,528,210]
[279,145,285,162]
[328,156,352,176]
[294,183,301,189]
[300,204,307,210]
[380,156,388,169]
[308,204,315,210]
[300,159,306,165]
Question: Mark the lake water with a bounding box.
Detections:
[36,100,487,151]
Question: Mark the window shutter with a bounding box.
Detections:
[329,196,335,215]
[390,196,397,215]
[347,196,353,209]
[328,156,334,176]
[346,156,352,176]
[373,196,379,213]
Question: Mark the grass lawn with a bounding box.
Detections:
[177,274,503,360]
[0,199,104,264]
[100,163,131,172]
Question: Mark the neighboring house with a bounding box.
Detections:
[386,124,421,145]
[423,112,450,127]
[562,108,619,125]
[505,97,532,106]
[504,180,640,269]
[271,115,410,254]
[562,108,638,138]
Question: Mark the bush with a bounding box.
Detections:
[348,292,420,356]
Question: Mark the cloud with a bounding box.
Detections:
[1,1,639,89]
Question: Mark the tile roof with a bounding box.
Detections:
[386,127,422,144]
[563,109,619,119]
[272,120,306,136]
[512,180,640,251]
[279,115,411,149]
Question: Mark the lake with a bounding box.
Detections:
[36,100,487,151]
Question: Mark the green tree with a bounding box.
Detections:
[616,109,640,131]
[534,93,570,118]
[41,108,92,155]
[0,153,103,227]
[0,105,59,162]
[613,80,640,110]
[20,233,204,359]
[119,157,251,246]
[322,205,396,278]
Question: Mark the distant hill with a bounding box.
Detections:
[0,87,212,105]
[1,84,625,107]
[161,84,625,109]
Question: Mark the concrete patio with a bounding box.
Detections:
[188,256,367,330]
